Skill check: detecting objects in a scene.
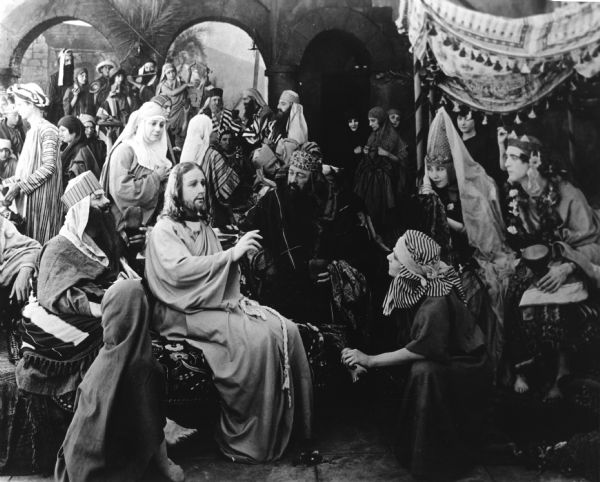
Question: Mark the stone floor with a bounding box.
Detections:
[0,401,591,482]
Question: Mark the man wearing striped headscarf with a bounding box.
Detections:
[342,229,491,479]
[16,172,120,396]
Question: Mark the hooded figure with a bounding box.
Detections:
[57,115,101,184]
[47,49,75,124]
[100,102,171,241]
[354,106,408,240]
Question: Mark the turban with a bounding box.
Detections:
[96,59,117,74]
[279,90,299,104]
[300,141,322,162]
[0,139,12,151]
[61,171,102,210]
[243,88,267,108]
[8,83,49,108]
[367,106,386,125]
[290,149,321,173]
[252,144,278,169]
[78,114,96,126]
[207,87,223,98]
[383,230,465,314]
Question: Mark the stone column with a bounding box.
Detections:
[266,64,299,108]
[0,68,18,89]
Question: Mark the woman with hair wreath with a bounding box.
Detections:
[499,129,600,400]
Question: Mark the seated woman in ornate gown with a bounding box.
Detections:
[406,108,515,372]
[499,131,600,400]
[342,230,492,478]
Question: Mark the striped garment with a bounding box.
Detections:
[383,230,466,314]
[241,113,271,146]
[20,299,102,360]
[14,120,63,244]
[206,108,242,136]
[202,147,241,204]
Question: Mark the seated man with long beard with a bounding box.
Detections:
[15,171,183,481]
[145,162,314,463]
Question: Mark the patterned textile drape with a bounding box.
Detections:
[403,0,600,113]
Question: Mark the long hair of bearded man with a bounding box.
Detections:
[163,162,209,223]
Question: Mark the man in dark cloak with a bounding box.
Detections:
[241,146,371,329]
[47,49,75,124]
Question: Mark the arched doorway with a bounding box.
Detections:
[16,19,117,94]
[167,21,268,114]
[298,30,371,164]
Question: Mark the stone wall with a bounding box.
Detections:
[19,22,117,92]
[20,36,49,91]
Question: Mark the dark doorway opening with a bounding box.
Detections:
[299,30,371,165]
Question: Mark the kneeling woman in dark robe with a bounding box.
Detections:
[342,230,492,478]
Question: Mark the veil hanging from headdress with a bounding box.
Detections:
[427,107,516,370]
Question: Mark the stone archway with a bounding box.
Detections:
[152,0,272,66]
[2,0,134,85]
[280,7,399,71]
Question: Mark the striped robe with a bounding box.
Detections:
[9,119,63,244]
[204,107,242,136]
[200,147,240,227]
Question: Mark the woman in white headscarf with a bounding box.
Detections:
[100,102,171,247]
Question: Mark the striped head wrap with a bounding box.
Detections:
[383,230,464,315]
[8,83,49,108]
[290,149,321,173]
[61,171,102,210]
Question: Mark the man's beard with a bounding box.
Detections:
[244,100,257,119]
[87,207,120,263]
[274,108,290,122]
[181,199,208,222]
[63,64,75,85]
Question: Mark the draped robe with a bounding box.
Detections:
[145,217,313,463]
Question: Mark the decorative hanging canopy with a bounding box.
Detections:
[401,0,600,115]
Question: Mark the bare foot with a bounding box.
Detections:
[349,365,367,383]
[544,384,563,401]
[164,418,198,447]
[164,460,185,482]
[155,439,185,481]
[514,374,529,394]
